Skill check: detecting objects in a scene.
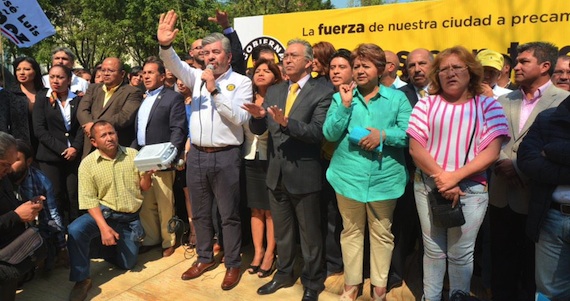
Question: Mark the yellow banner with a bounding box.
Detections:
[258,0,570,58]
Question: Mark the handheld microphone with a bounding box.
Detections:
[200,64,215,90]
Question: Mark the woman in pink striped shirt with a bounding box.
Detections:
[406,46,509,300]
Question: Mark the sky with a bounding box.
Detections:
[331,0,349,8]
[330,0,411,9]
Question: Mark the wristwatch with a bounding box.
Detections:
[210,88,220,97]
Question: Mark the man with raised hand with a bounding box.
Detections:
[157,10,251,291]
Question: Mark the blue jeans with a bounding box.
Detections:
[414,173,488,301]
[535,208,570,301]
[67,209,142,282]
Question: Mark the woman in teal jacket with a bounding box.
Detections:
[323,43,411,301]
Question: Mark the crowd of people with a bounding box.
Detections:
[1,8,570,301]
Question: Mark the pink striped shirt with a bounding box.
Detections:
[407,95,510,183]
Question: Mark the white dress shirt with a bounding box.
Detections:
[160,47,252,147]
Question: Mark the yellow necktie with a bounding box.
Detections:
[284,83,299,117]
[418,89,426,98]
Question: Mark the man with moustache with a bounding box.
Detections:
[67,121,153,301]
[386,48,433,290]
[243,39,333,301]
[132,57,186,258]
[76,57,142,158]
[158,10,251,291]
[490,42,570,301]
[551,55,570,91]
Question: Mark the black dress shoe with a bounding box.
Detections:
[257,279,295,295]
[301,288,320,301]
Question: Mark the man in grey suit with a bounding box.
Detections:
[131,57,187,258]
[489,41,570,301]
[77,57,143,158]
[244,39,333,301]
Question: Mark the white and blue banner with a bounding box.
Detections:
[0,0,55,47]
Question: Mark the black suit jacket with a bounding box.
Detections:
[250,78,333,194]
[131,87,187,155]
[0,178,25,248]
[0,89,30,144]
[398,84,420,107]
[225,30,246,76]
[32,92,84,163]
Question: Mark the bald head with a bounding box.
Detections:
[190,39,204,65]
[381,50,401,87]
[101,57,125,88]
[406,48,433,89]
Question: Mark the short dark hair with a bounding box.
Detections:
[329,48,352,66]
[517,42,558,76]
[129,66,142,76]
[502,54,513,68]
[144,57,165,74]
[90,120,114,138]
[49,64,73,80]
[15,139,32,160]
[251,44,276,62]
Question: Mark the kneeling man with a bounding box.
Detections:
[67,121,153,301]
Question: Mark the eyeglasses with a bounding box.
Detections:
[553,70,570,76]
[282,53,303,61]
[438,65,468,74]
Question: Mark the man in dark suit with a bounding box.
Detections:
[244,39,333,301]
[132,57,187,257]
[386,48,434,290]
[490,41,570,301]
[398,48,433,106]
[76,57,143,158]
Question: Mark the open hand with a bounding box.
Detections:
[157,10,180,46]
[208,10,230,29]
[268,105,288,127]
[242,103,267,119]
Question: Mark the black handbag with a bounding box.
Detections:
[0,227,44,265]
[428,189,465,228]
[424,97,478,228]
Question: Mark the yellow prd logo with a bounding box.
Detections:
[226,84,236,91]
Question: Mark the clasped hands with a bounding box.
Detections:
[431,171,465,207]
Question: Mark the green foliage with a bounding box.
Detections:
[4,0,333,70]
[225,0,333,16]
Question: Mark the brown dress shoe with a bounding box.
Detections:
[69,278,92,301]
[162,246,175,257]
[221,267,241,290]
[181,261,216,280]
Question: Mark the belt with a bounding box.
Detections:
[192,144,237,153]
[550,201,570,215]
